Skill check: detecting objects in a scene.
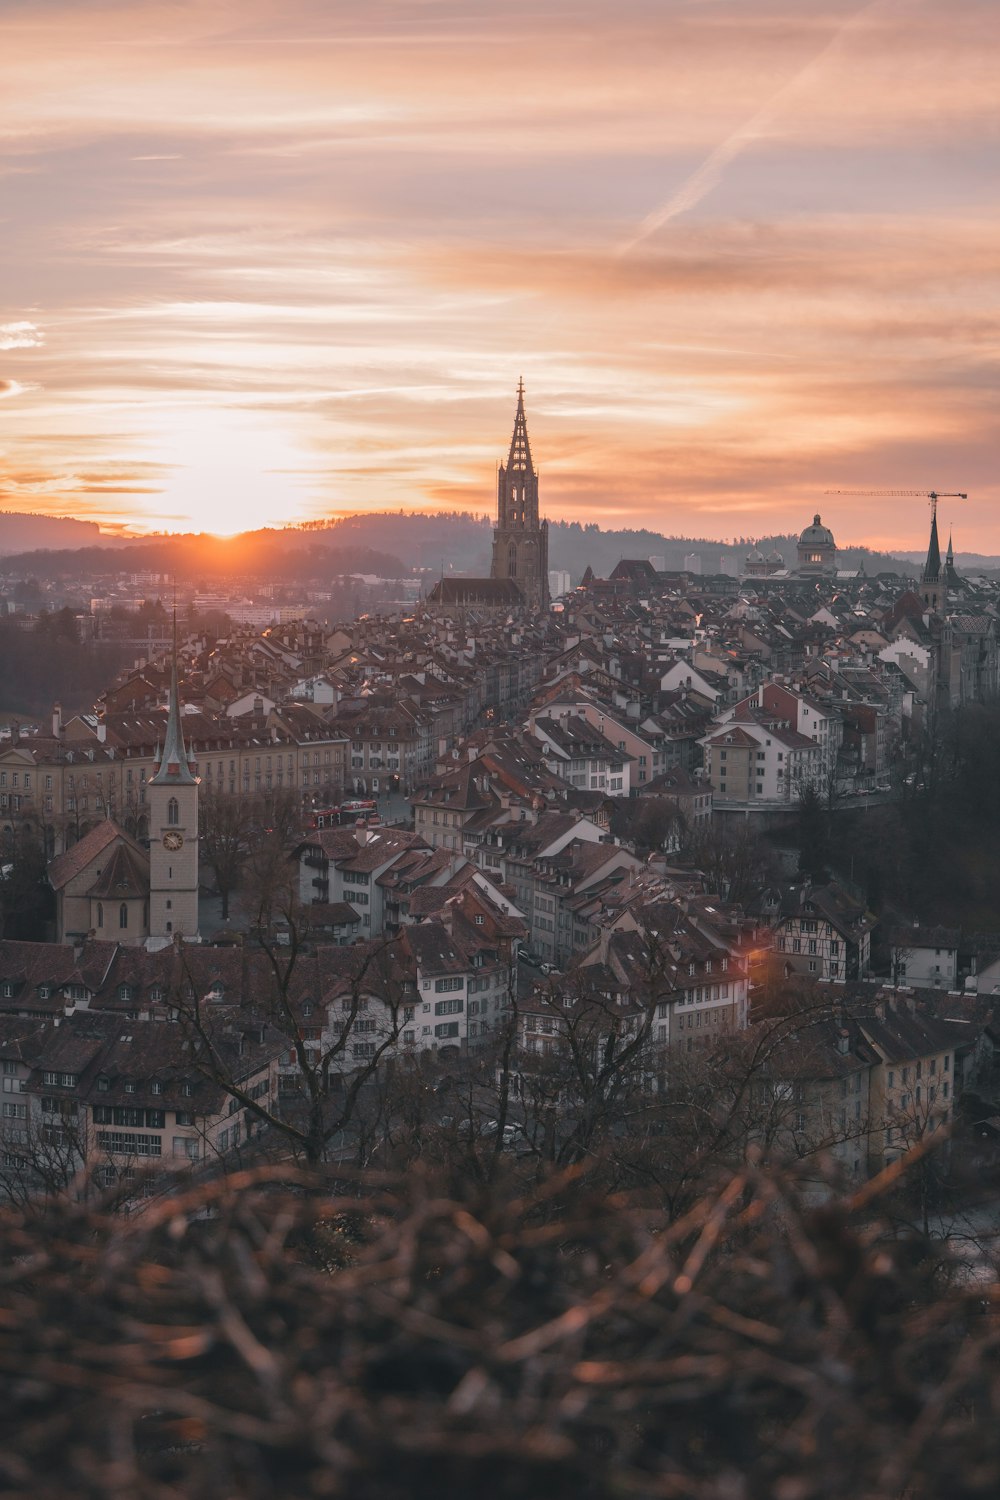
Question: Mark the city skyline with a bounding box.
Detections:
[1,0,997,549]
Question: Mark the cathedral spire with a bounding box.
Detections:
[506,376,534,475]
[491,379,549,608]
[922,502,941,584]
[150,609,196,786]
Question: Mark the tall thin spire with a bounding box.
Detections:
[506,376,534,475]
[150,606,196,785]
[922,500,941,583]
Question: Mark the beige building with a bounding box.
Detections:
[0,703,348,858]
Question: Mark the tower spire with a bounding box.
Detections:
[922,498,941,584]
[151,606,195,785]
[490,379,548,608]
[506,376,534,475]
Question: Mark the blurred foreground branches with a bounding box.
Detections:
[1,1154,999,1500]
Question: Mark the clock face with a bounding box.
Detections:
[162,830,184,851]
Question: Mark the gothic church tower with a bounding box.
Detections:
[147,627,200,948]
[491,380,549,609]
[920,500,944,614]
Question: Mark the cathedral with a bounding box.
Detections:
[426,382,550,614]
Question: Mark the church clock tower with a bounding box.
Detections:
[491,380,549,609]
[147,629,200,948]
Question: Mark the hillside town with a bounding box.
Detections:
[1,392,999,1208]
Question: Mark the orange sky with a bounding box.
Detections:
[1,0,998,551]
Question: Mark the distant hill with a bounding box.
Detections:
[0,509,921,583]
[893,550,1000,572]
[0,528,410,583]
[0,512,105,557]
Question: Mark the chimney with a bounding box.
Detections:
[52,702,63,738]
[837,1028,850,1055]
[96,721,107,743]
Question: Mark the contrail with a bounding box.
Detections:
[619,0,893,255]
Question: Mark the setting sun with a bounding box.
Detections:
[144,409,317,536]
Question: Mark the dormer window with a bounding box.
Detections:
[151,1081,162,1095]
[182,1081,193,1097]
[1,982,13,998]
[124,1081,136,1094]
[97,1076,109,1091]
[150,986,164,1002]
[39,985,51,1000]
[118,984,133,1002]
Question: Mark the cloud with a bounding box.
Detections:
[0,321,43,350]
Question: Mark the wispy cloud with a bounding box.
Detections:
[0,321,43,350]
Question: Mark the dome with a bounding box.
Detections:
[746,545,764,562]
[767,549,784,564]
[798,513,835,548]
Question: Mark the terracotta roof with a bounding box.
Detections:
[48,820,138,892]
[86,841,150,900]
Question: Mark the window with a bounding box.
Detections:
[119,903,128,930]
[434,1021,460,1039]
[96,902,104,928]
[167,797,179,825]
[435,998,464,1016]
[434,977,463,994]
[60,1073,77,1088]
[96,1131,162,1156]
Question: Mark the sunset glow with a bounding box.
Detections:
[1,1,997,549]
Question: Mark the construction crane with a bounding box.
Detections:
[825,489,967,525]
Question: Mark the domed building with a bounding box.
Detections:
[796,514,837,576]
[742,543,786,580]
[743,544,767,579]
